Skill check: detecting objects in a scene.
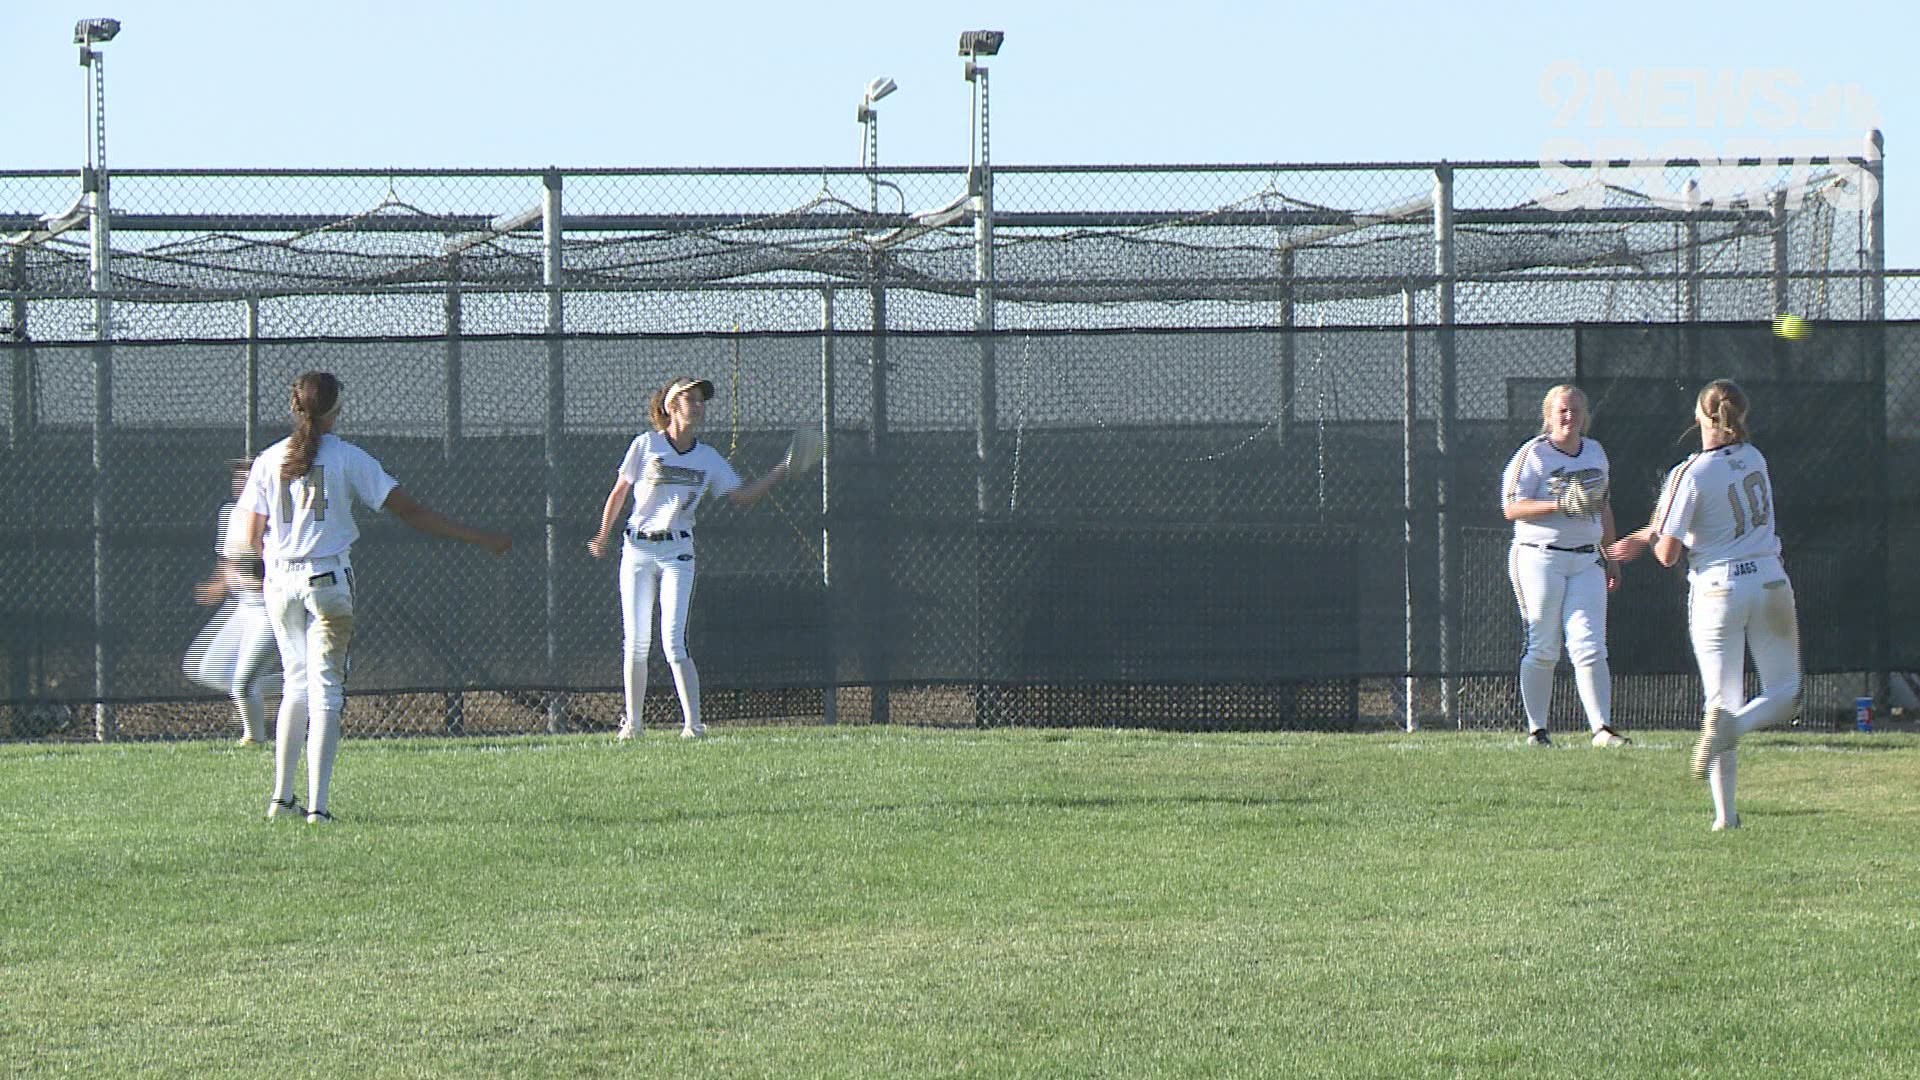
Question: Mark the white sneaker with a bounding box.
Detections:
[1712,814,1741,831]
[306,809,336,825]
[267,797,302,820]
[616,716,640,741]
[1591,726,1631,748]
[680,725,706,739]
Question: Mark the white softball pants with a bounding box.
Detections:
[1508,543,1612,731]
[619,534,702,734]
[264,555,355,816]
[183,595,280,741]
[1689,557,1801,820]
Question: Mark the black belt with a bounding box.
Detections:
[1524,542,1595,554]
[626,528,691,542]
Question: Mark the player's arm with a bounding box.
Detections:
[1650,532,1686,568]
[383,488,512,556]
[194,563,229,605]
[588,478,634,559]
[727,461,788,509]
[1500,454,1569,521]
[1600,502,1621,587]
[241,510,267,559]
[1502,495,1563,522]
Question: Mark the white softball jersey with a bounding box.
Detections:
[1652,443,1782,571]
[1501,435,1610,549]
[619,432,742,536]
[216,501,268,605]
[240,433,399,562]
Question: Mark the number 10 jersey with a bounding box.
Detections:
[1652,443,1781,571]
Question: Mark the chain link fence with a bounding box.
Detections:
[2,157,1911,739]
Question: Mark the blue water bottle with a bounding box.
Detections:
[1854,696,1874,733]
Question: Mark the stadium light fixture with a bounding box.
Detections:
[74,17,120,176]
[957,31,1002,58]
[856,76,896,124]
[75,18,120,44]
[958,30,1003,174]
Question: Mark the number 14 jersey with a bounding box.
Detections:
[1653,442,1781,570]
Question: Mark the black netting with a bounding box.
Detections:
[2,324,1915,738]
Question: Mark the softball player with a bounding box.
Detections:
[183,458,280,745]
[240,372,512,824]
[1607,379,1800,830]
[1501,385,1629,747]
[588,375,789,740]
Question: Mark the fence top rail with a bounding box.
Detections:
[0,154,1879,182]
[5,266,1914,305]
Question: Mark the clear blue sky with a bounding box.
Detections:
[4,0,1912,266]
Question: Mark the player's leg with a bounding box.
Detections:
[1688,577,1747,818]
[264,580,310,817]
[229,602,277,744]
[1508,544,1566,739]
[184,599,243,693]
[1561,555,1616,739]
[617,543,660,738]
[302,572,355,822]
[1731,577,1803,737]
[658,548,702,736]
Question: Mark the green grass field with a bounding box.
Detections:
[3,727,1916,1078]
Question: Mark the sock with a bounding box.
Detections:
[1708,751,1737,825]
[1519,661,1554,730]
[669,657,702,732]
[307,708,341,816]
[624,657,648,728]
[1575,661,1612,732]
[272,694,306,803]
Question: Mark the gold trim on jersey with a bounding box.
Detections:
[645,461,708,488]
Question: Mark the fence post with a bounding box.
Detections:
[543,169,566,733]
[1770,186,1791,313]
[1433,165,1459,728]
[820,286,837,726]
[1864,129,1888,713]
[89,164,115,742]
[444,252,465,735]
[9,247,33,451]
[866,253,891,727]
[244,297,260,457]
[445,252,463,461]
[1402,287,1419,732]
[1276,247,1295,448]
[972,120,997,728]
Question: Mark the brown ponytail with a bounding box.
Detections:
[281,371,342,481]
[1695,379,1751,444]
[647,389,670,433]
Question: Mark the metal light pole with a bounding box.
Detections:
[857,76,896,214]
[961,30,1002,727]
[77,17,120,742]
[961,29,1002,520]
[77,18,119,329]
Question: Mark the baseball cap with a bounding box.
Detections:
[663,376,715,404]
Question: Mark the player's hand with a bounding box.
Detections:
[1605,533,1646,564]
[1604,560,1621,592]
[588,533,610,560]
[193,578,225,605]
